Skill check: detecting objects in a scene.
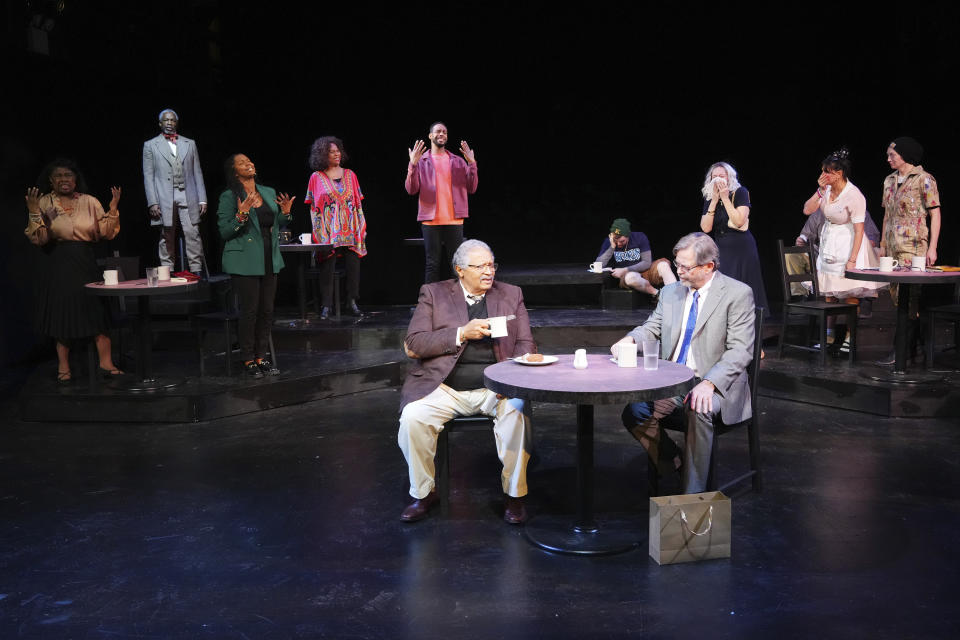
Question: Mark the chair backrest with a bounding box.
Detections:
[778,239,822,302]
[746,306,764,410]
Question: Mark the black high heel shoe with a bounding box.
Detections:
[99,367,124,379]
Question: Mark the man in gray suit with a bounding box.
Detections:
[142,108,207,273]
[613,232,754,494]
[397,239,536,524]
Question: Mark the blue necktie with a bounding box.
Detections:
[676,290,699,365]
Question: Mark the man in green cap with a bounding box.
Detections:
[595,218,676,296]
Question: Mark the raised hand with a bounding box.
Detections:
[460,140,476,164]
[25,187,42,214]
[109,186,122,211]
[408,139,427,165]
[275,192,297,215]
[238,191,261,213]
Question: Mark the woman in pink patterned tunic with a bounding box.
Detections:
[304,136,367,318]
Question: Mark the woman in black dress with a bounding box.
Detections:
[698,161,769,311]
[24,159,123,383]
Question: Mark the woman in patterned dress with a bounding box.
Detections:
[304,136,367,319]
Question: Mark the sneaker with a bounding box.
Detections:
[244,360,264,379]
[256,358,280,376]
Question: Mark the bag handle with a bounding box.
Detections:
[680,505,714,536]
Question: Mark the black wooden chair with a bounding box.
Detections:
[193,280,278,377]
[647,306,765,496]
[777,239,858,366]
[927,278,960,365]
[435,415,496,515]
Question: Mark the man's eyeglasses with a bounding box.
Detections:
[466,263,498,272]
[673,261,708,274]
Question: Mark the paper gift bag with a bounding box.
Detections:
[649,491,731,565]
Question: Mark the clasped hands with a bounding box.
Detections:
[610,336,716,414]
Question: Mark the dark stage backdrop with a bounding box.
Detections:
[2,2,958,365]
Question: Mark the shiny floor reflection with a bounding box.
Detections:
[2,387,959,638]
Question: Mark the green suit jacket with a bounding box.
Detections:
[217,185,291,275]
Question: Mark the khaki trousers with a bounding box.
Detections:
[398,384,532,499]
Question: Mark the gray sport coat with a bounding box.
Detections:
[628,271,755,424]
[142,134,207,226]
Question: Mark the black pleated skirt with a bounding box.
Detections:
[34,241,110,341]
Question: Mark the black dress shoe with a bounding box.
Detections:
[348,299,362,316]
[875,351,896,366]
[400,491,438,522]
[503,495,528,524]
[319,306,330,320]
[256,358,280,376]
[244,360,264,379]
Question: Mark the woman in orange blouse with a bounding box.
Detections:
[24,159,123,383]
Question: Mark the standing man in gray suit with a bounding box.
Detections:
[613,232,754,494]
[142,108,207,274]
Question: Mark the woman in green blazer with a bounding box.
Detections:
[217,153,295,378]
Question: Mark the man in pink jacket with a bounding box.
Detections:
[405,122,478,283]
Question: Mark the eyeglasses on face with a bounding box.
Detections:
[673,261,707,273]
[466,263,498,272]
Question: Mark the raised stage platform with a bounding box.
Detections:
[17,302,959,422]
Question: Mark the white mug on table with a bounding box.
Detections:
[616,342,638,368]
[910,255,926,272]
[157,265,171,280]
[299,233,312,245]
[878,256,898,272]
[102,270,119,286]
[589,262,603,273]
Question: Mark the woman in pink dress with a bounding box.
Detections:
[304,136,367,319]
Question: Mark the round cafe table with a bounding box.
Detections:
[280,243,332,321]
[484,353,695,555]
[846,268,960,381]
[86,278,197,391]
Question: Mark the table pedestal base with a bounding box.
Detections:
[524,514,641,556]
[859,366,942,385]
[108,377,184,392]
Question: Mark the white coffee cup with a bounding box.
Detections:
[488,316,508,338]
[617,342,638,368]
[103,269,119,286]
[878,256,899,272]
[157,265,171,280]
[910,255,926,272]
[300,233,312,245]
[589,261,603,273]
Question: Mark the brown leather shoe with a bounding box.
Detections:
[503,495,528,525]
[400,491,438,522]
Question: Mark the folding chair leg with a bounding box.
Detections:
[437,429,450,515]
[268,331,279,370]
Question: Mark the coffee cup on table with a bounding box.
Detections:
[910,255,926,272]
[157,265,171,280]
[102,270,119,286]
[589,262,603,273]
[616,342,638,368]
[299,233,312,245]
[878,257,898,272]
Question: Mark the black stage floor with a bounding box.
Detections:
[2,386,959,638]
